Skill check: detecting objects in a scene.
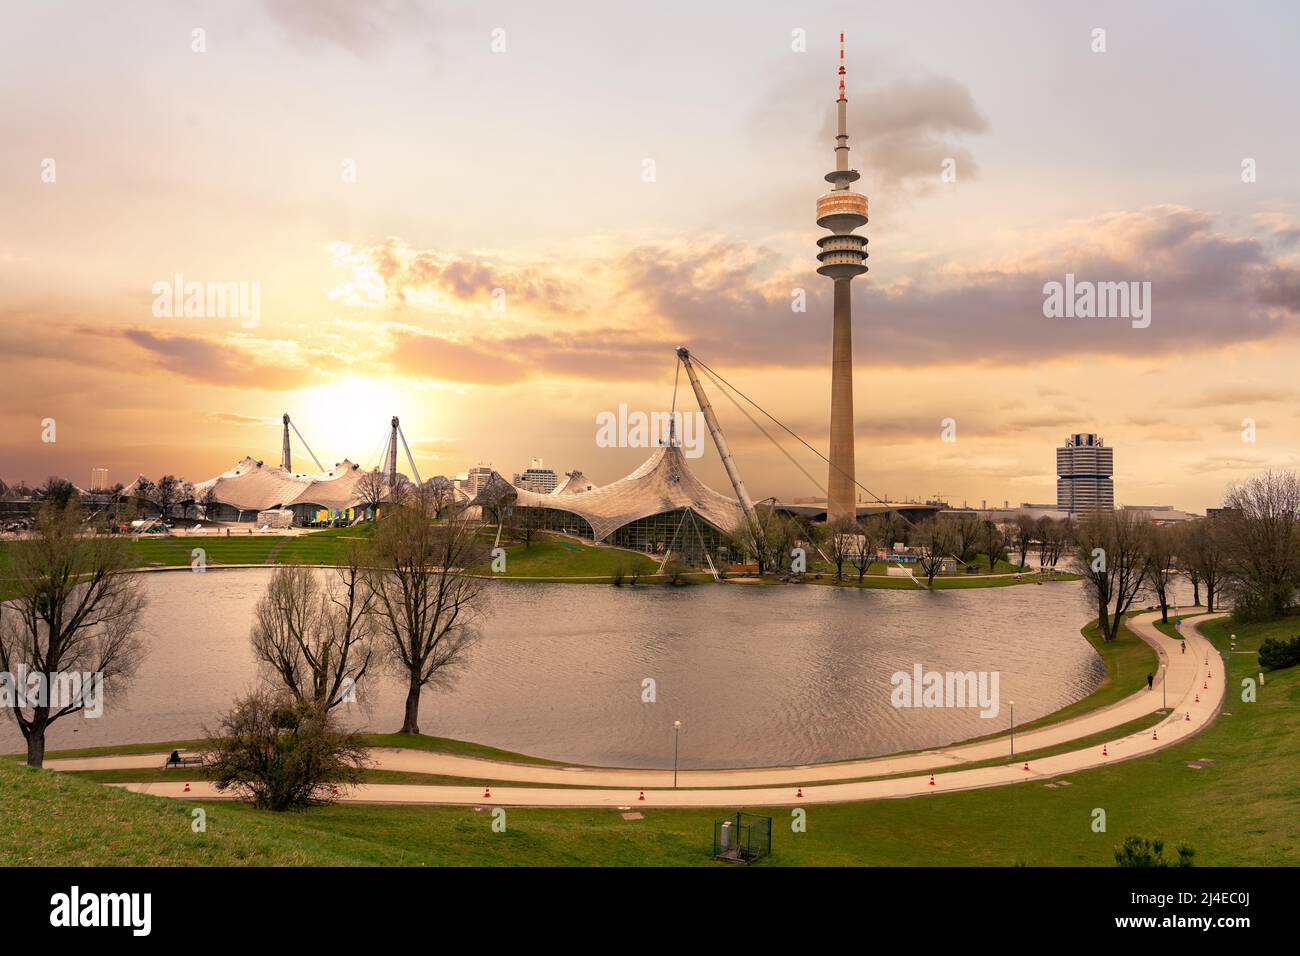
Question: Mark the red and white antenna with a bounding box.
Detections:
[837,32,846,102]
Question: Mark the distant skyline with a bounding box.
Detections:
[3,0,1299,511]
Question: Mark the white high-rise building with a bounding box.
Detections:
[513,457,557,494]
[1056,433,1114,513]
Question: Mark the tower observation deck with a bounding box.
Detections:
[818,33,868,525]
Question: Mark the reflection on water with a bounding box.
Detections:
[5,569,1130,768]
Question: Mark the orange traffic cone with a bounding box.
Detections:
[1185,711,1190,721]
[638,789,645,801]
[1207,670,1212,679]
[796,786,803,798]
[1203,680,1208,689]
[1102,744,1109,757]
[928,773,935,787]
[1022,762,1029,772]
[1152,729,1158,741]
[483,785,491,799]
[183,782,191,793]
[1195,693,1200,703]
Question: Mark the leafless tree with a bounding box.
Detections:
[152,474,182,519]
[1014,515,1037,569]
[1145,524,1178,623]
[200,485,220,521]
[356,468,388,513]
[250,547,375,710]
[1072,509,1151,642]
[0,503,147,766]
[1182,517,1227,612]
[367,503,489,735]
[915,516,958,587]
[825,517,855,581]
[975,519,1009,573]
[1219,470,1300,621]
[849,516,883,583]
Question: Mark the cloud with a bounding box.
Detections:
[261,0,429,55]
[330,239,585,314]
[122,330,315,390]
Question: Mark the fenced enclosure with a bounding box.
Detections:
[713,812,772,864]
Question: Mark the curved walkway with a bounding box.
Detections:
[57,611,1227,807]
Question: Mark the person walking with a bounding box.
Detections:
[1146,671,1154,691]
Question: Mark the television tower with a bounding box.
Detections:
[815,33,868,525]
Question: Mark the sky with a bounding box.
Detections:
[2,0,1299,511]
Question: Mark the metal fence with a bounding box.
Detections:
[713,812,772,864]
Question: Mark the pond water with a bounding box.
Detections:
[4,569,1181,768]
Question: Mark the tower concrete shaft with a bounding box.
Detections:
[828,279,856,523]
[815,33,868,525]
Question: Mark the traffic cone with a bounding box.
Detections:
[1022,762,1029,772]
[1102,744,1109,757]
[1207,670,1212,678]
[1195,694,1200,703]
[483,785,491,799]
[1203,680,1208,689]
[796,786,803,798]
[183,782,191,793]
[1152,729,1158,741]
[929,773,935,787]
[638,789,645,801]
[331,785,339,796]
[1185,711,1190,721]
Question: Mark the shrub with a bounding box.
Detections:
[1258,635,1300,671]
[1113,835,1195,867]
[204,691,369,811]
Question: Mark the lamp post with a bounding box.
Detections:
[673,720,682,788]
[1009,701,1015,757]
[1161,662,1167,711]
[1229,635,1236,702]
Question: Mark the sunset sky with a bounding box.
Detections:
[3,0,1299,511]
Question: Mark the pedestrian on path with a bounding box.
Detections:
[1147,671,1154,690]
[1181,640,1186,654]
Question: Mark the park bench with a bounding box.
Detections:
[161,753,205,770]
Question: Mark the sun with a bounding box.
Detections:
[283,378,409,472]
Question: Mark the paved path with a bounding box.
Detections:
[58,611,1226,807]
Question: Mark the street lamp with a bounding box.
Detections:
[673,720,682,788]
[1009,701,1015,757]
[1161,662,1167,711]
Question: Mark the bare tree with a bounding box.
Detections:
[975,519,1009,573]
[825,516,855,581]
[423,476,456,519]
[200,485,220,521]
[152,474,181,519]
[1183,517,1227,613]
[915,516,958,587]
[250,549,375,710]
[0,503,146,766]
[849,516,882,583]
[1145,524,1178,623]
[1014,515,1036,569]
[1072,509,1151,642]
[1220,471,1300,621]
[367,504,489,735]
[356,468,388,513]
